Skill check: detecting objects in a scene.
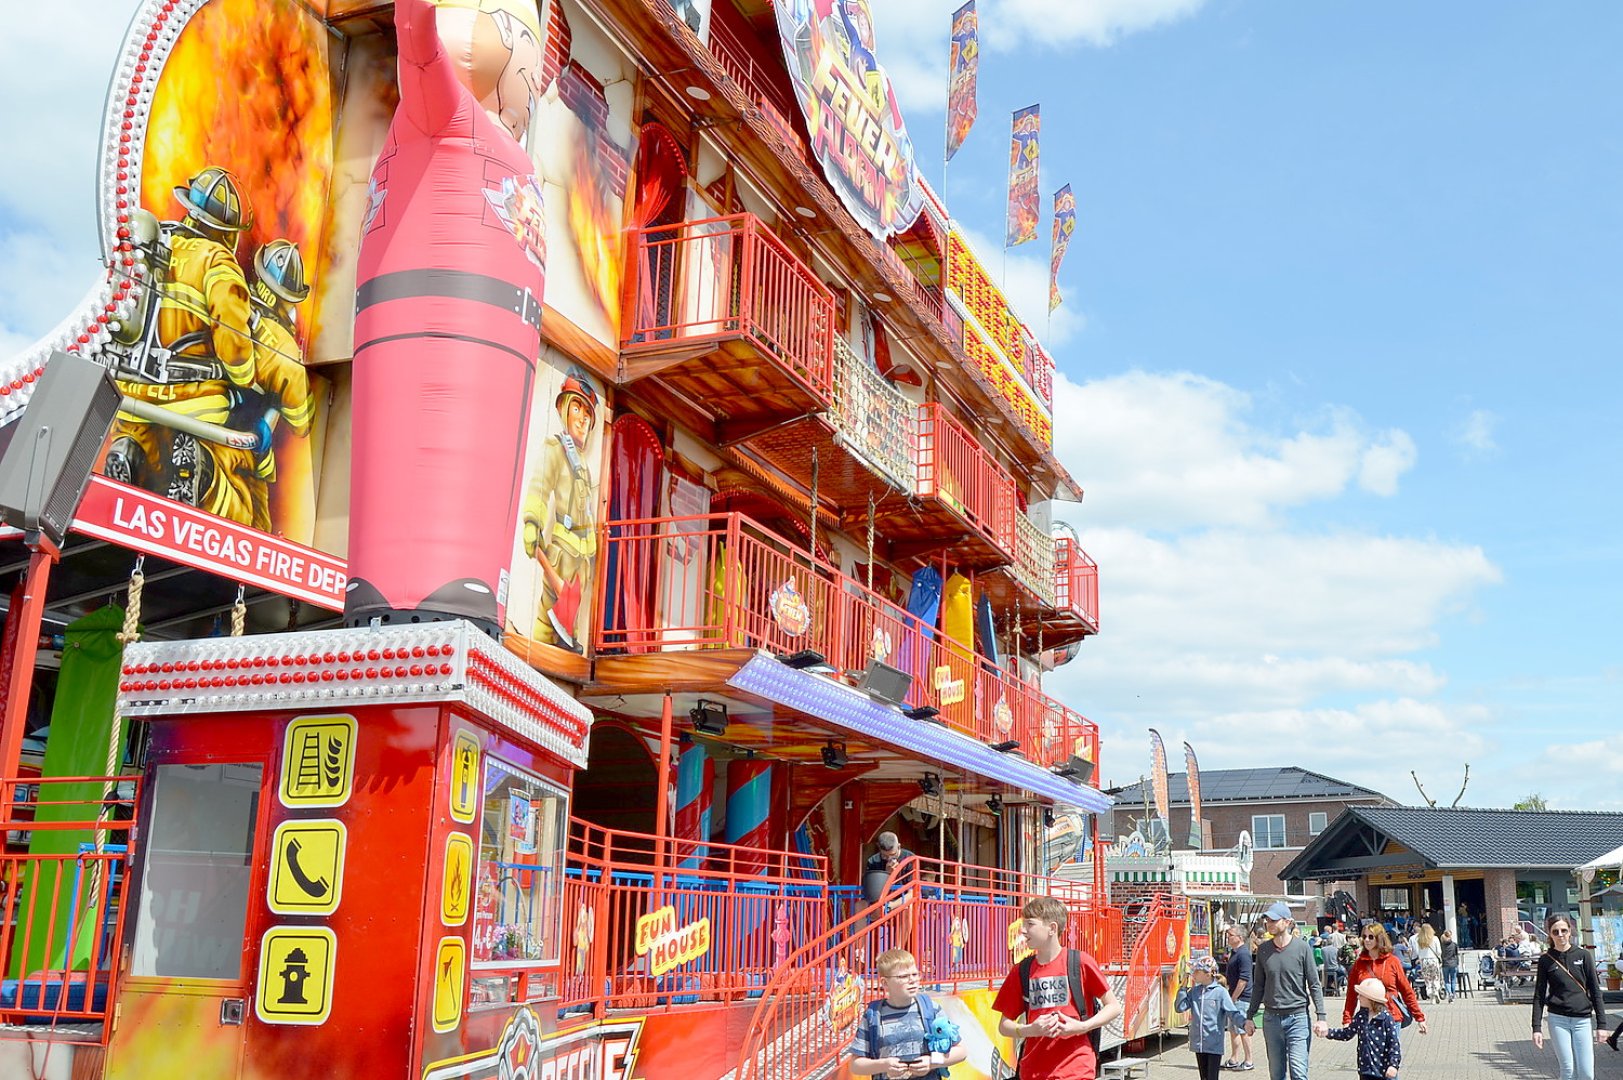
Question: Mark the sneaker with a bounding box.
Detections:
[1238,1063,1255,1071]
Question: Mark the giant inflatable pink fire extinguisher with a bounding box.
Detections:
[347,0,551,634]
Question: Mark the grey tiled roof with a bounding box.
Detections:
[1108,766,1387,806]
[1334,805,1623,869]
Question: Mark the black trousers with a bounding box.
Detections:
[1196,1051,1224,1079]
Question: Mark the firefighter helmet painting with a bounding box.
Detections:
[519,366,602,653]
[103,166,314,533]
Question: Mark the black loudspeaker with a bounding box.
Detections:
[855,659,913,706]
[0,351,122,546]
[1057,755,1095,785]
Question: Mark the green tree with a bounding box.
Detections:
[1512,793,1549,811]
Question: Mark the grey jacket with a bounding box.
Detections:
[1246,934,1327,1021]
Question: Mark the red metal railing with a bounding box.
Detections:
[916,402,1017,556]
[623,214,835,401]
[1120,893,1189,1037]
[594,514,1100,769]
[734,855,1124,1080]
[0,776,138,1043]
[557,819,829,1016]
[705,17,799,130]
[1055,535,1100,631]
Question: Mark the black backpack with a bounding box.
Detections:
[1017,948,1102,1056]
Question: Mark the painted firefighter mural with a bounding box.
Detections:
[103,170,315,532]
[345,0,556,634]
[517,364,603,652]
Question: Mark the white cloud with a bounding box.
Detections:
[1037,369,1504,799]
[1358,429,1417,496]
[1052,371,1419,530]
[0,1,129,347]
[1454,409,1498,457]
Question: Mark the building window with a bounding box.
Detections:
[1252,814,1286,849]
[1309,812,1328,835]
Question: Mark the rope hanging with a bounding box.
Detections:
[808,447,819,561]
[116,556,144,645]
[92,557,145,931]
[866,493,876,595]
[230,585,247,637]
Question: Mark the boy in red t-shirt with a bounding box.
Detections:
[993,896,1122,1079]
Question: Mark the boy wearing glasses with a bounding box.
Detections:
[850,949,967,1079]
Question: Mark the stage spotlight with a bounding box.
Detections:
[689,699,728,736]
[1044,808,1056,828]
[990,740,1020,753]
[853,659,912,706]
[986,795,1002,816]
[820,740,848,770]
[919,772,942,797]
[1051,755,1095,784]
[903,704,941,722]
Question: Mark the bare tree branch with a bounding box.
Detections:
[1450,763,1470,808]
[1411,770,1436,808]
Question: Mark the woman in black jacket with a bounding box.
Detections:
[1439,930,1461,1002]
[1531,913,1606,1080]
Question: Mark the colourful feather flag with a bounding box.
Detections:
[1006,105,1040,246]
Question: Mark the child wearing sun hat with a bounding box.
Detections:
[1326,976,1403,1079]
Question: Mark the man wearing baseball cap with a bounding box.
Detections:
[1244,901,1328,1080]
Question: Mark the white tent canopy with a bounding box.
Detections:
[1577,842,1623,873]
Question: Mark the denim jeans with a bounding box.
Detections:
[1547,1012,1594,1080]
[1261,1010,1311,1080]
[1442,964,1457,996]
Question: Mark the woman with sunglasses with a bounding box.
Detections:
[1532,913,1606,1080]
[1342,923,1427,1036]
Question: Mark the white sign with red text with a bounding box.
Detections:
[73,476,346,609]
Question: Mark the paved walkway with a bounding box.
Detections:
[1129,991,1623,1077]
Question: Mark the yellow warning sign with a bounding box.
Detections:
[280,714,357,808]
[432,936,466,1032]
[255,926,337,1026]
[441,832,473,926]
[449,729,481,823]
[267,819,348,916]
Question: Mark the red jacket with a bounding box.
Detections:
[1343,952,1424,1027]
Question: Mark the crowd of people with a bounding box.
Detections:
[1179,906,1623,1080]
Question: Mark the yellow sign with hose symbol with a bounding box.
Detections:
[280,714,356,808]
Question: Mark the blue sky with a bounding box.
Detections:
[1,1,1618,810]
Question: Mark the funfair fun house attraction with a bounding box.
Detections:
[0,0,1185,1076]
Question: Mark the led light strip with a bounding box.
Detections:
[117,622,592,766]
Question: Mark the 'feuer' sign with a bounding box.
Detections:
[72,476,346,609]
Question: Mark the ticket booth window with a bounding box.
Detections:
[473,758,567,968]
[131,763,263,979]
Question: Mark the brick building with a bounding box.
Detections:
[1106,767,1391,894]
[1282,806,1623,948]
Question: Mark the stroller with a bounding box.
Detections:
[1479,951,1497,988]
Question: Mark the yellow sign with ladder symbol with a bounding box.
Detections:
[449,729,481,823]
[441,832,473,926]
[432,936,466,1032]
[256,926,337,1026]
[268,819,348,916]
[280,714,357,808]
